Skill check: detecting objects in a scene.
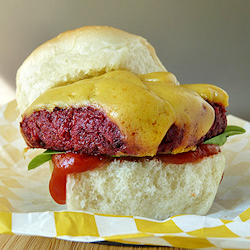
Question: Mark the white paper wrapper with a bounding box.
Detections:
[0,100,250,249]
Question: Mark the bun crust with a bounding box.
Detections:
[16,26,167,113]
[66,153,225,220]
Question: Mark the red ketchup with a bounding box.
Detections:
[156,144,220,164]
[50,153,108,204]
[50,144,220,204]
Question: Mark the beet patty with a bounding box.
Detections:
[20,101,227,155]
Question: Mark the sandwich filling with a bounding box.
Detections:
[21,70,228,156]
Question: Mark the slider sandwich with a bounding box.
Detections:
[16,26,245,220]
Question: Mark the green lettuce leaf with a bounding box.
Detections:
[28,149,65,170]
[203,125,246,146]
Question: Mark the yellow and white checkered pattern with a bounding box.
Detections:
[0,100,250,249]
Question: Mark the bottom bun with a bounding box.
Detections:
[66,152,225,220]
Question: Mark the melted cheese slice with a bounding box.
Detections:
[182,84,229,107]
[23,70,228,156]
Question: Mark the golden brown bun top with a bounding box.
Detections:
[16,26,167,113]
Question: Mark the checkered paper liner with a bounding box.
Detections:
[0,100,250,249]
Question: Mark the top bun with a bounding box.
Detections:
[16,26,167,113]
